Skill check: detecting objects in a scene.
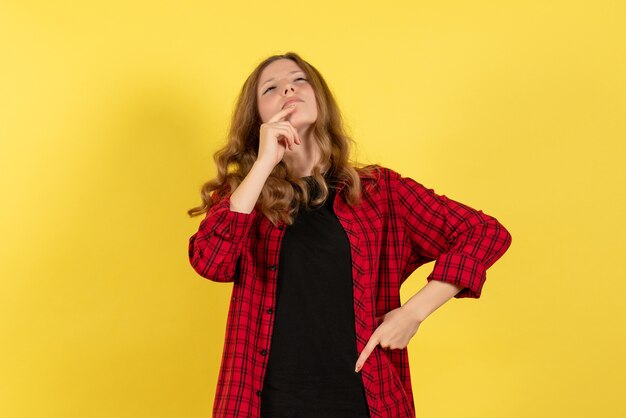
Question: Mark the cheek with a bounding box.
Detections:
[305,91,318,112]
[307,98,318,117]
[257,101,271,122]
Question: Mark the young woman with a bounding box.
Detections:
[188,52,512,418]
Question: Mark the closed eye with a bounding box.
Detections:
[263,77,307,95]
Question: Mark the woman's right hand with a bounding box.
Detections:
[256,104,302,168]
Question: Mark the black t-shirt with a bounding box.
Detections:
[260,175,371,418]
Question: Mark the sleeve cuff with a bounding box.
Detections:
[203,193,258,241]
[426,252,487,299]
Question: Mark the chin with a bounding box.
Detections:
[289,116,316,129]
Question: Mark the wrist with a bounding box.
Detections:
[252,159,275,175]
[401,299,428,324]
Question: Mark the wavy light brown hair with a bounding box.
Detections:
[187,51,381,225]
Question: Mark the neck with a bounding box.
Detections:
[284,127,329,177]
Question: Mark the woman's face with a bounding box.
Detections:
[256,59,318,129]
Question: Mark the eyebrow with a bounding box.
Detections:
[259,70,304,89]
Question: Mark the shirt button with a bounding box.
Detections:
[256,390,262,396]
[266,308,273,314]
[269,264,277,271]
[260,349,267,355]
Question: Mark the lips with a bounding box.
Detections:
[282,98,303,109]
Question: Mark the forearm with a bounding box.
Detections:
[229,160,274,214]
[401,280,464,323]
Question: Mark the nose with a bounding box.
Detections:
[283,85,295,95]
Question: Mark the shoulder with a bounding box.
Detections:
[355,164,404,188]
[349,164,411,203]
[357,165,434,208]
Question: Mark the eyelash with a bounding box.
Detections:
[263,77,307,94]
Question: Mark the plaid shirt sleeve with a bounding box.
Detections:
[188,188,258,282]
[388,168,512,298]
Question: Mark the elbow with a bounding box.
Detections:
[497,220,513,253]
[189,252,237,283]
[484,218,513,266]
[188,239,237,283]
[481,213,512,249]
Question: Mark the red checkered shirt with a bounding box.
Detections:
[188,165,512,418]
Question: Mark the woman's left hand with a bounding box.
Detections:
[354,306,421,373]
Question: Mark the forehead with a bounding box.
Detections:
[259,59,304,87]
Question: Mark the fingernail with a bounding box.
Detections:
[355,365,360,372]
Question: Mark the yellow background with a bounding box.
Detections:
[1,1,624,417]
